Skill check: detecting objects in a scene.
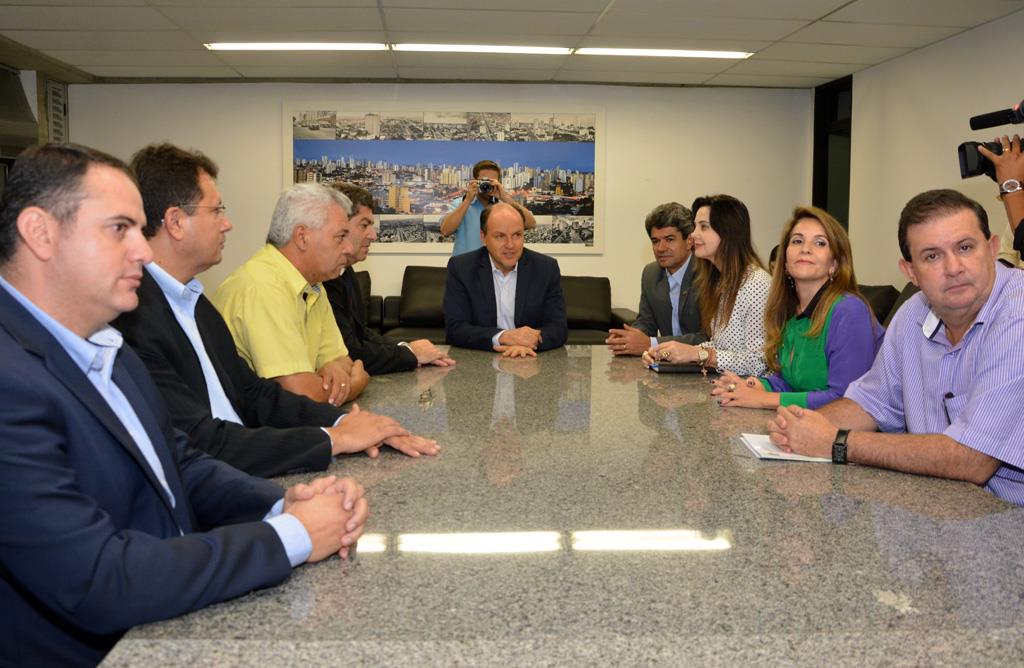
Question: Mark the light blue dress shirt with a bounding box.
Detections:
[0,276,311,566]
[146,262,244,425]
[650,254,692,348]
[450,196,486,257]
[489,255,519,348]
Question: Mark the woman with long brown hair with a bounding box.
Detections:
[643,194,771,376]
[712,205,883,408]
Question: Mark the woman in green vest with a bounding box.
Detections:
[712,205,883,409]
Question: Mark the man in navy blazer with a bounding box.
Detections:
[443,202,567,356]
[0,144,368,666]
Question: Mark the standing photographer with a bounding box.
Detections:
[441,159,536,256]
[979,133,1024,253]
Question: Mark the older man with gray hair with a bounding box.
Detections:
[213,183,369,405]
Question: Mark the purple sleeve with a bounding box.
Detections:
[804,296,883,409]
[763,372,793,393]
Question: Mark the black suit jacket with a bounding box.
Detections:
[633,259,706,344]
[113,269,339,477]
[443,247,568,351]
[323,269,417,374]
[0,284,290,666]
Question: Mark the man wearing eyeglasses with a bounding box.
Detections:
[114,144,439,478]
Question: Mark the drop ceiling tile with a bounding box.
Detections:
[0,6,176,30]
[46,49,225,67]
[158,7,384,32]
[151,0,374,6]
[755,41,910,64]
[706,73,830,87]
[84,65,239,77]
[553,69,711,85]
[828,0,1024,27]
[0,0,144,5]
[392,52,567,70]
[384,9,596,35]
[189,30,388,43]
[1,29,204,50]
[785,21,962,47]
[214,50,395,67]
[396,66,558,80]
[727,59,862,77]
[560,54,737,74]
[591,13,810,40]
[237,66,398,78]
[604,0,848,20]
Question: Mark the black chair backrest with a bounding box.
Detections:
[399,266,448,326]
[884,282,920,328]
[857,284,899,323]
[561,275,611,329]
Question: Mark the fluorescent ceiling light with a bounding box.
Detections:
[572,529,732,551]
[397,531,562,554]
[575,47,752,59]
[205,42,387,51]
[393,43,571,55]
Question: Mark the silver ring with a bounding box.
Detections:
[728,383,737,392]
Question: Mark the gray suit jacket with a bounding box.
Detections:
[633,259,706,344]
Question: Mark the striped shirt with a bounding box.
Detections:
[845,263,1024,505]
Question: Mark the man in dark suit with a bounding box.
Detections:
[0,143,368,666]
[443,202,567,356]
[323,182,454,374]
[114,144,439,478]
[606,202,706,355]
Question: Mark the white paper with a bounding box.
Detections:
[740,433,831,463]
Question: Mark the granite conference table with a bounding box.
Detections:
[105,346,1024,666]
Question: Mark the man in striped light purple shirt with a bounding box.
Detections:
[769,189,1024,506]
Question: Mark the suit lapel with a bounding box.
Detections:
[0,287,185,529]
[477,249,498,326]
[513,250,530,324]
[677,260,697,331]
[653,269,673,336]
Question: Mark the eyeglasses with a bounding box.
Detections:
[179,203,228,217]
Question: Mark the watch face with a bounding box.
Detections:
[1002,179,1023,194]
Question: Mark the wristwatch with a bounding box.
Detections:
[696,347,710,366]
[832,429,850,465]
[999,179,1023,196]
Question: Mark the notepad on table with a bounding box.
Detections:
[740,433,831,463]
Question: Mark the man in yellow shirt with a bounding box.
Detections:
[213,184,368,405]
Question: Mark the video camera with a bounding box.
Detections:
[958,99,1024,180]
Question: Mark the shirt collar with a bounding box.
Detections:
[146,261,203,315]
[920,262,1009,340]
[665,253,692,286]
[489,254,519,278]
[258,243,314,299]
[796,283,828,320]
[0,274,122,381]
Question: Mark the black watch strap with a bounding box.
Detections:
[832,429,850,465]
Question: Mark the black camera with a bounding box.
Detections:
[958,99,1024,180]
[477,179,494,194]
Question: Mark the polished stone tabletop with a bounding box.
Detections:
[104,346,1024,666]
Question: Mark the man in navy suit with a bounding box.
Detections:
[0,144,368,666]
[443,202,567,357]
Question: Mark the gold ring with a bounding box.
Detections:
[728,383,737,392]
[660,350,670,360]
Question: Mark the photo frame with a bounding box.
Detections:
[283,104,604,255]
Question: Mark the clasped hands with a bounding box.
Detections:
[316,358,368,406]
[641,341,699,367]
[283,475,368,562]
[767,404,837,459]
[494,326,542,358]
[605,323,649,356]
[711,371,768,408]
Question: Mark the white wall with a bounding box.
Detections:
[850,8,1024,287]
[68,82,812,306]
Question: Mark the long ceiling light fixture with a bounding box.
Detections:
[393,44,571,55]
[205,42,388,51]
[575,47,752,59]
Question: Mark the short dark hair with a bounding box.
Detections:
[330,182,376,214]
[130,143,218,238]
[897,189,990,261]
[644,202,693,238]
[472,160,502,179]
[0,143,135,266]
[480,202,523,233]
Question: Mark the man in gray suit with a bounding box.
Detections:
[606,202,705,355]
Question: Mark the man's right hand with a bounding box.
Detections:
[286,476,369,562]
[326,404,409,456]
[408,339,457,367]
[465,179,480,200]
[605,324,650,356]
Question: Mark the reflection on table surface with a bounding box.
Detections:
[105,347,1024,667]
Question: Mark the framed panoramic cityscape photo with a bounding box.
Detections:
[283,105,604,255]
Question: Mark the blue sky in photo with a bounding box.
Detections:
[294,139,594,172]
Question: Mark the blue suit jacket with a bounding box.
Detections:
[443,247,568,351]
[0,286,292,667]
